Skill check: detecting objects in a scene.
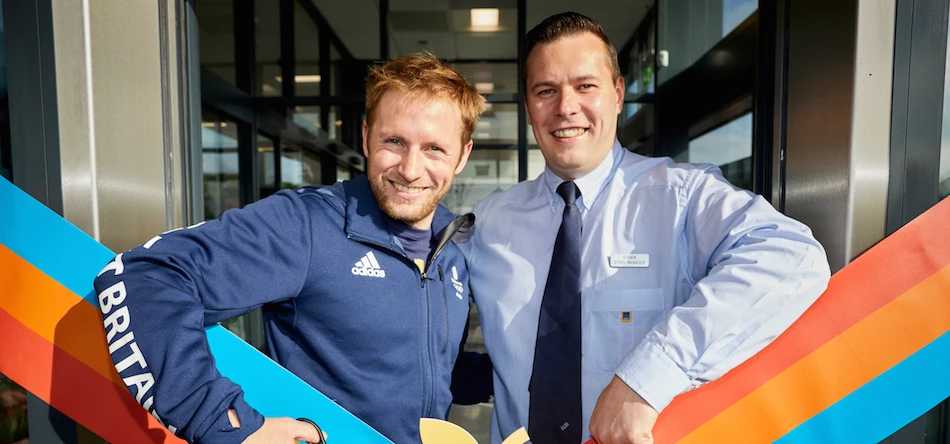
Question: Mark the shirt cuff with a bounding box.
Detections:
[614,340,691,413]
[194,392,264,444]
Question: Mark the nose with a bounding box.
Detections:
[396,147,425,182]
[556,88,579,117]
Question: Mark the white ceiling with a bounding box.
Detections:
[311,0,654,60]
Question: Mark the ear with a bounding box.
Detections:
[524,100,535,127]
[361,120,370,158]
[614,77,625,115]
[455,139,474,175]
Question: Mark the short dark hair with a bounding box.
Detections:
[523,12,621,92]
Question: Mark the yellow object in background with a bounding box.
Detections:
[420,418,529,444]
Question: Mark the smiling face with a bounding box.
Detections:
[363,90,473,229]
[525,32,624,180]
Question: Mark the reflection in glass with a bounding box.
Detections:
[337,165,351,182]
[472,103,518,145]
[621,103,655,154]
[294,106,322,137]
[294,1,321,96]
[624,16,656,120]
[202,110,241,220]
[330,106,342,141]
[723,0,758,37]
[330,45,342,95]
[681,113,753,191]
[255,0,281,96]
[280,145,321,187]
[443,148,518,215]
[658,0,758,84]
[443,103,520,213]
[0,373,29,443]
[258,134,277,198]
[197,0,236,86]
[527,148,546,181]
[453,63,518,94]
[281,143,303,189]
[302,151,322,185]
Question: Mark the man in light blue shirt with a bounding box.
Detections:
[456,12,831,444]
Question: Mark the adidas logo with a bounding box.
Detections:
[352,251,386,278]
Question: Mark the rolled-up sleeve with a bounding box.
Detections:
[616,166,831,412]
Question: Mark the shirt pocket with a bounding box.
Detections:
[588,288,665,373]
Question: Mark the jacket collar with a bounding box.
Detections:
[342,175,457,248]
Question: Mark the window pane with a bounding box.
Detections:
[528,148,545,181]
[0,373,29,442]
[658,0,758,84]
[330,45,342,95]
[281,143,304,189]
[197,0,236,86]
[294,1,320,96]
[336,164,351,182]
[294,106,323,137]
[302,151,322,185]
[722,0,757,37]
[621,103,655,154]
[473,103,518,145]
[442,103,520,213]
[201,110,241,220]
[255,0,281,96]
[258,134,277,198]
[313,0,379,59]
[624,16,656,97]
[454,63,518,95]
[683,112,753,191]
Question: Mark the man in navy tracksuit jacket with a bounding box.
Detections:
[93,54,491,443]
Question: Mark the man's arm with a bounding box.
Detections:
[591,166,831,442]
[94,190,314,444]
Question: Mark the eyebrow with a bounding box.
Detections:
[530,75,600,91]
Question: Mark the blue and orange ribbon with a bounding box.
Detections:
[2,174,950,443]
[0,177,391,443]
[651,197,950,443]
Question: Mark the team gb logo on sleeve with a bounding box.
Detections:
[451,266,463,300]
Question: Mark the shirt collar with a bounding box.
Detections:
[541,140,625,212]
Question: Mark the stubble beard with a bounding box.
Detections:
[368,174,443,226]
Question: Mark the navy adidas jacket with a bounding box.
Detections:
[92,175,491,443]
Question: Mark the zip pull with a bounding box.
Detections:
[437,264,445,281]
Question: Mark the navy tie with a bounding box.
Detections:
[529,181,582,444]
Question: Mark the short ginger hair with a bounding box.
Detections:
[365,53,487,146]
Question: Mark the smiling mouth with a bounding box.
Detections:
[392,181,428,195]
[552,128,588,138]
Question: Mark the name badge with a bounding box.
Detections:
[609,254,649,268]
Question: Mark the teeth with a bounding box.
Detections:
[393,182,426,194]
[553,128,586,138]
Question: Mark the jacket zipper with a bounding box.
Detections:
[437,264,448,355]
[345,213,473,418]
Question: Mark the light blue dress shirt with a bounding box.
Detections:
[457,141,831,444]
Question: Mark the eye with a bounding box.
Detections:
[429,146,444,153]
[386,138,400,145]
[537,88,555,97]
[578,84,595,90]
